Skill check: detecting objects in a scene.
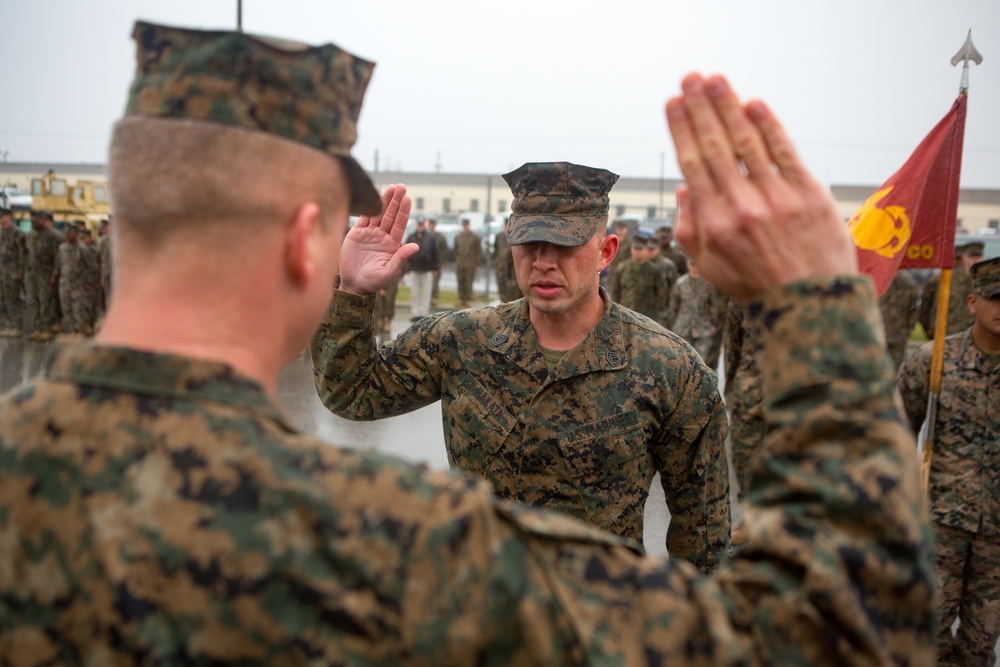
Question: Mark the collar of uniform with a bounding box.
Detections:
[958,328,993,372]
[43,341,297,431]
[487,287,628,373]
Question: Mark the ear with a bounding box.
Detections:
[597,233,619,272]
[966,292,977,315]
[285,202,322,288]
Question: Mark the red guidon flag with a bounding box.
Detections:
[847,95,968,295]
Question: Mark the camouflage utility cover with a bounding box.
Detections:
[313,287,730,569]
[0,278,936,664]
[971,257,1000,297]
[503,162,619,247]
[898,330,1000,535]
[125,21,381,215]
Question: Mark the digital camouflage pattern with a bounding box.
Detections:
[931,524,1000,667]
[0,277,936,665]
[504,162,619,247]
[898,330,1000,536]
[972,256,1000,297]
[877,269,919,370]
[918,268,974,339]
[452,228,482,304]
[125,21,381,216]
[610,258,668,323]
[723,297,765,494]
[666,272,728,369]
[312,287,731,569]
[0,223,26,332]
[24,225,63,335]
[54,238,95,335]
[897,330,1000,665]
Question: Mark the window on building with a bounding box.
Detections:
[470,199,479,212]
[989,219,999,230]
[497,199,506,212]
[442,198,451,213]
[616,205,626,217]
[415,197,424,211]
[646,206,657,219]
[94,186,108,203]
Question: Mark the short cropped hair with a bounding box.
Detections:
[108,117,347,245]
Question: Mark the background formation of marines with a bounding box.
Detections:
[0,207,110,340]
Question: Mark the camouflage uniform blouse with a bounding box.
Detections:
[898,330,1000,535]
[0,277,936,665]
[312,288,731,570]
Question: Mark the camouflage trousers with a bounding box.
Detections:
[456,263,477,304]
[0,275,24,330]
[58,279,98,335]
[25,272,59,333]
[934,522,1000,667]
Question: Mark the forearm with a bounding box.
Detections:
[310,289,443,420]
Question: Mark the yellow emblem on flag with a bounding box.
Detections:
[848,187,911,259]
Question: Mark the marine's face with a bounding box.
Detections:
[512,232,614,317]
[0,214,10,229]
[969,292,1000,340]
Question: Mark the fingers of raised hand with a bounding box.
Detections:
[678,74,745,191]
[745,100,806,186]
[704,76,773,184]
[666,97,713,196]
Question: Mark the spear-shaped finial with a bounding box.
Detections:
[951,30,983,93]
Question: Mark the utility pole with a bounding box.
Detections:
[237,0,243,32]
[659,152,665,218]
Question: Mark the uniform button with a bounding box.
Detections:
[606,350,623,366]
[491,333,508,346]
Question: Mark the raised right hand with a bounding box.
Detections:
[338,184,419,296]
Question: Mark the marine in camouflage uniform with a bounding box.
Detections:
[430,219,448,306]
[722,296,765,498]
[666,263,727,369]
[0,42,937,663]
[24,213,63,340]
[453,220,482,306]
[898,256,1000,667]
[97,221,113,318]
[878,268,919,370]
[610,232,670,323]
[918,242,981,340]
[0,207,27,336]
[315,162,731,569]
[76,233,102,335]
[54,225,86,335]
[493,221,522,302]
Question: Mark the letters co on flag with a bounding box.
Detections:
[847,95,968,296]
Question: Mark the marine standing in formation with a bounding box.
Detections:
[919,241,982,339]
[493,217,522,302]
[666,258,727,369]
[898,256,1000,667]
[878,268,919,370]
[610,228,669,323]
[0,25,937,662]
[452,218,482,306]
[429,218,448,307]
[24,212,64,341]
[312,161,732,568]
[0,206,27,338]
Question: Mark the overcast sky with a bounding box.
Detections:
[2,0,997,189]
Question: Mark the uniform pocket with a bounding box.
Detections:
[447,373,516,475]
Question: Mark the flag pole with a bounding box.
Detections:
[920,31,982,487]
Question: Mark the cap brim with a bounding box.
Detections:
[506,214,601,247]
[340,155,383,217]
